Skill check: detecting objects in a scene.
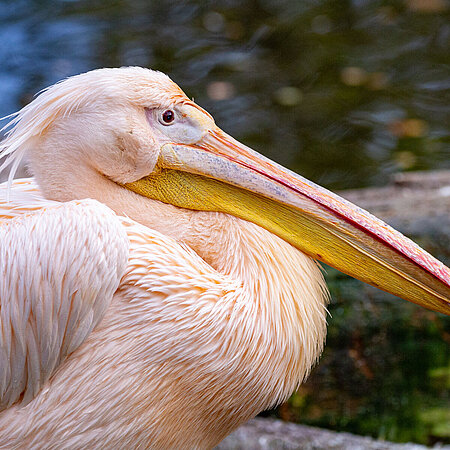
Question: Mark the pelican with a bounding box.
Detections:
[0,67,448,449]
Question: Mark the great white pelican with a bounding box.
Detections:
[0,67,448,449]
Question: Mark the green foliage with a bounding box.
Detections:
[420,408,450,440]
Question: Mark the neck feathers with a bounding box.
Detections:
[187,212,329,394]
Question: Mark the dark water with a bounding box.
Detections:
[0,0,448,190]
[1,0,449,445]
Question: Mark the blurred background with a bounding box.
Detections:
[0,0,449,445]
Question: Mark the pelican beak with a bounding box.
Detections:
[126,126,450,315]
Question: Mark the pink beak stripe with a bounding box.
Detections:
[201,128,450,289]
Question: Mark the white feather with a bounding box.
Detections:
[0,182,129,408]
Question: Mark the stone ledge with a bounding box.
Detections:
[216,418,449,450]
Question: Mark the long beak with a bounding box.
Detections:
[126,126,450,315]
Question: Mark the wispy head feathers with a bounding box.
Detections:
[0,67,188,197]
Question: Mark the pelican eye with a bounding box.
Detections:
[161,109,175,125]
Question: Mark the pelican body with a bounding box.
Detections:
[0,67,448,449]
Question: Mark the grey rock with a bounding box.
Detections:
[216,418,449,450]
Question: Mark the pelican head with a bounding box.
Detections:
[1,67,449,315]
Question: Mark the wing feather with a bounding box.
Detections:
[0,179,129,408]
